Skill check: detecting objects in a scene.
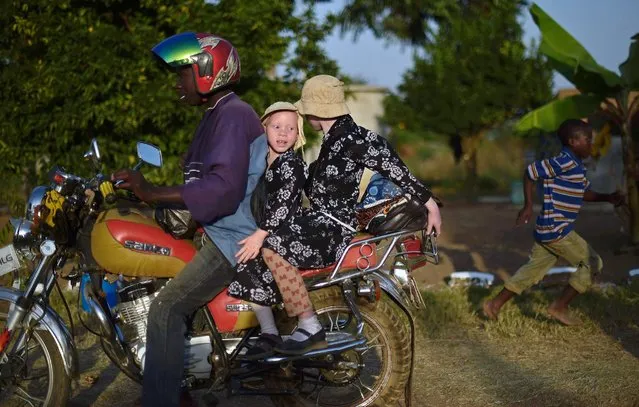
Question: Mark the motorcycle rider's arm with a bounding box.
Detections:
[181,121,250,223]
[111,169,185,204]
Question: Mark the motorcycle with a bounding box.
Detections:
[0,139,438,406]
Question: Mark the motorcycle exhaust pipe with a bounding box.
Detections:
[82,283,116,339]
[82,284,129,363]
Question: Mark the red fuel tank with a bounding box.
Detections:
[91,207,196,278]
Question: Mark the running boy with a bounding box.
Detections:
[483,119,621,325]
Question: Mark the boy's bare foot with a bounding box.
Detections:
[482,300,498,320]
[547,303,582,326]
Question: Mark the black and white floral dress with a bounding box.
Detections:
[262,115,433,271]
[227,150,307,305]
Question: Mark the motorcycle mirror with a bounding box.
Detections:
[136,142,163,168]
[83,138,102,168]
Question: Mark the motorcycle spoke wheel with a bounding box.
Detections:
[294,306,389,407]
[0,299,69,407]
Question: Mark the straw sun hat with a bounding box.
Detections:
[261,101,306,151]
[294,75,350,119]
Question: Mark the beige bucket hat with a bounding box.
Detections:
[261,101,306,151]
[294,75,350,119]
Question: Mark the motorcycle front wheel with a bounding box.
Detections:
[0,299,71,407]
[270,285,412,407]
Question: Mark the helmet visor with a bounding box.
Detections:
[151,32,202,68]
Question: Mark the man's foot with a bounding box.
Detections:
[547,303,582,326]
[274,327,328,355]
[482,299,499,320]
[244,333,283,360]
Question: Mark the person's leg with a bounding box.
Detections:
[262,248,326,354]
[243,303,283,360]
[252,303,278,335]
[546,232,602,325]
[484,241,557,320]
[142,240,235,407]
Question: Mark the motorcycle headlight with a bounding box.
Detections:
[8,218,39,259]
[25,186,49,226]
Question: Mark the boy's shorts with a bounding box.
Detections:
[505,231,603,294]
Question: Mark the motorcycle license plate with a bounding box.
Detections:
[0,244,21,277]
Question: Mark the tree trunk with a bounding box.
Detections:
[621,120,639,244]
[461,132,484,200]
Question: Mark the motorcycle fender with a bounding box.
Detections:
[368,271,416,407]
[0,287,79,379]
[368,271,415,319]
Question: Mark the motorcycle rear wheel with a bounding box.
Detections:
[270,285,412,407]
[0,299,71,407]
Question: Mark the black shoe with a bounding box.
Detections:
[244,333,283,361]
[274,328,328,355]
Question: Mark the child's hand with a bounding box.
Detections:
[516,206,533,226]
[608,191,624,207]
[235,229,269,264]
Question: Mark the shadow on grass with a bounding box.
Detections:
[416,291,588,406]
[464,282,639,358]
[571,282,639,359]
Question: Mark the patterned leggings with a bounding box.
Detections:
[262,248,313,317]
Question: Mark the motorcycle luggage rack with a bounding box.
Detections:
[309,228,439,290]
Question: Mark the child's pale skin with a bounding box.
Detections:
[235,110,300,264]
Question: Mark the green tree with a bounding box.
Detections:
[516,4,639,244]
[383,0,552,195]
[0,0,338,200]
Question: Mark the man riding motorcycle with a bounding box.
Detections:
[112,32,267,407]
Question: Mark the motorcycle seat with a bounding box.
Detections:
[299,234,378,279]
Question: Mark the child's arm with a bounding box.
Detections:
[236,228,269,264]
[516,173,536,226]
[583,190,623,205]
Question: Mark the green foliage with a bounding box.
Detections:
[0,0,338,189]
[516,93,604,132]
[329,0,457,46]
[529,3,622,95]
[383,0,552,145]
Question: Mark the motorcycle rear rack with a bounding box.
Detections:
[309,227,438,290]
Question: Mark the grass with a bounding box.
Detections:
[412,284,639,407]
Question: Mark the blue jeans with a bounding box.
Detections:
[142,238,234,407]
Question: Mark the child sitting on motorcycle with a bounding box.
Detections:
[261,75,442,355]
[227,101,307,359]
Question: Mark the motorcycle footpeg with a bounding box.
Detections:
[259,332,367,364]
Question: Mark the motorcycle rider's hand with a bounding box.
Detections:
[235,229,269,264]
[112,169,153,202]
[424,197,442,236]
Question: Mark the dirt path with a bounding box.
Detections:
[413,202,638,287]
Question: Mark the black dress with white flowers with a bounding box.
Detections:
[262,115,433,271]
[228,150,307,305]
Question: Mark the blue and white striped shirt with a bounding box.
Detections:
[527,147,590,243]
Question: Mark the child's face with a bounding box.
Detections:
[306,115,323,131]
[570,129,594,159]
[265,111,298,153]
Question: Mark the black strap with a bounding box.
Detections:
[293,328,313,339]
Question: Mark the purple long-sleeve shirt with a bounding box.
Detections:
[181,93,264,224]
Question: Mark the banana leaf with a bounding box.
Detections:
[620,33,639,90]
[516,93,603,133]
[530,3,622,95]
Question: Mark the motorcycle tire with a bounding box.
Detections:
[0,300,72,407]
[270,285,412,407]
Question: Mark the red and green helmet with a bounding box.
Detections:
[152,32,241,95]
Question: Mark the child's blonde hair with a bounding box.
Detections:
[261,101,306,151]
